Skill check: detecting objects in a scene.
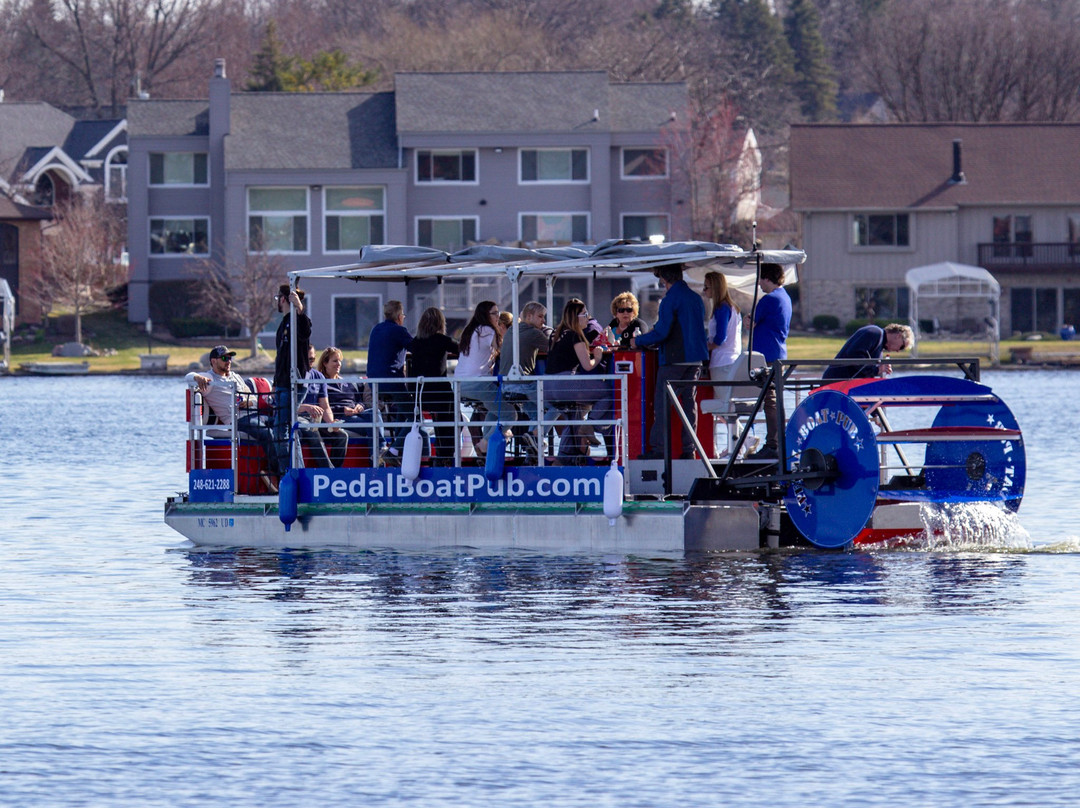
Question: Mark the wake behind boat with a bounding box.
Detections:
[164,241,1025,554]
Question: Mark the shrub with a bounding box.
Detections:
[168,316,229,338]
[812,314,840,331]
[149,280,202,325]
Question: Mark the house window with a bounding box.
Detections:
[1069,215,1080,256]
[854,286,909,321]
[248,187,308,253]
[150,218,209,255]
[325,187,385,253]
[621,148,668,179]
[994,215,1033,258]
[1065,289,1080,329]
[852,213,909,248]
[622,214,668,241]
[520,213,589,243]
[520,149,588,183]
[149,152,208,186]
[105,147,127,202]
[333,294,383,349]
[1010,287,1057,333]
[416,150,476,183]
[417,217,478,252]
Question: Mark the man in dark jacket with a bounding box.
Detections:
[272,283,311,472]
[631,263,709,458]
[366,299,414,464]
[823,323,913,380]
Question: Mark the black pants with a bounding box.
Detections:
[648,363,700,457]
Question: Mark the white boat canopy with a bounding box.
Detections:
[290,240,804,285]
[287,240,805,379]
[905,262,1001,362]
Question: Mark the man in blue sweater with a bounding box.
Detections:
[823,323,912,380]
[366,300,413,464]
[631,263,708,459]
[747,263,791,459]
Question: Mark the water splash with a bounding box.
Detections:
[919,502,1032,552]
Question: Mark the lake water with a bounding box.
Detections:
[1,370,1078,807]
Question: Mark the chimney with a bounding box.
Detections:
[950,139,966,184]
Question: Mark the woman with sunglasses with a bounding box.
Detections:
[608,292,648,348]
[545,298,614,462]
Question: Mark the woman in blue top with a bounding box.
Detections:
[703,271,742,409]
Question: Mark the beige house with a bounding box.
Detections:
[790,123,1080,335]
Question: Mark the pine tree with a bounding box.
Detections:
[246,20,292,92]
[712,0,795,87]
[785,0,838,120]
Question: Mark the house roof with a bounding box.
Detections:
[127,99,209,137]
[790,123,1080,210]
[0,102,77,181]
[609,82,688,132]
[0,196,52,219]
[226,92,397,169]
[394,71,686,135]
[64,118,124,159]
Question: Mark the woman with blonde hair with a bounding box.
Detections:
[317,345,373,450]
[702,271,743,456]
[608,291,647,348]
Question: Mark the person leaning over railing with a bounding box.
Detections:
[186,344,279,491]
[822,323,913,381]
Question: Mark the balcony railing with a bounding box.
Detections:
[977,242,1080,270]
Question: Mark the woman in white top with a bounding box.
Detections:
[454,300,503,455]
[703,271,742,411]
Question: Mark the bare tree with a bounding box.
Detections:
[665,99,761,243]
[34,195,128,345]
[194,241,286,359]
[14,0,213,113]
[858,0,1080,122]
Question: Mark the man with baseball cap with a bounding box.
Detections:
[186,345,279,491]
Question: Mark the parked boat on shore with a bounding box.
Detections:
[19,361,91,375]
[165,241,1025,554]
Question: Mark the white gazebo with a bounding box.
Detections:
[906,262,1001,363]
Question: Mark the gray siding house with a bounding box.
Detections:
[790,123,1080,335]
[127,61,689,348]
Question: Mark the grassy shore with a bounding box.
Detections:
[6,309,1077,373]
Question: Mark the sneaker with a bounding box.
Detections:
[746,445,778,461]
[378,448,401,467]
